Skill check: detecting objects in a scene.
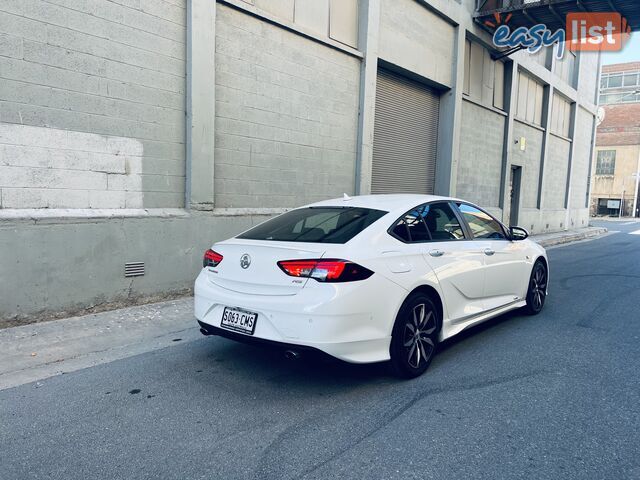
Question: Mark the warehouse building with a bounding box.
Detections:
[0,0,602,321]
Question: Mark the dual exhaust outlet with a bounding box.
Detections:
[200,327,302,360]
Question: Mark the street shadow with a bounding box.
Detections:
[191,307,531,389]
[198,338,392,387]
[437,309,525,354]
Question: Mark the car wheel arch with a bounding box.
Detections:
[535,255,548,270]
[532,255,549,291]
[395,285,444,337]
[531,255,548,280]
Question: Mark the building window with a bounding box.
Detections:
[601,71,640,92]
[600,76,608,89]
[607,75,623,88]
[516,71,544,126]
[463,39,506,111]
[550,94,572,138]
[530,47,549,69]
[493,61,505,110]
[623,72,639,87]
[596,150,616,175]
[599,92,640,104]
[555,49,576,86]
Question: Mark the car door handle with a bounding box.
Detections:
[484,248,495,256]
[429,250,445,257]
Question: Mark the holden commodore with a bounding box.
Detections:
[195,195,548,378]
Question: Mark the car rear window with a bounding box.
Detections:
[237,207,388,244]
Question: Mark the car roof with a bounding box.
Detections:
[307,194,460,212]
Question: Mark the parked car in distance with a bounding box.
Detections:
[195,194,548,378]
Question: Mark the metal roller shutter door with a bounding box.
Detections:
[371,69,440,194]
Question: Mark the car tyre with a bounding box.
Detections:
[523,260,548,315]
[389,293,439,379]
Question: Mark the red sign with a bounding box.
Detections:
[567,12,631,52]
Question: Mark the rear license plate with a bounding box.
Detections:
[220,307,258,335]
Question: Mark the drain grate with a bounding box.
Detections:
[124,261,145,277]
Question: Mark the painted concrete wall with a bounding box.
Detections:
[592,144,640,211]
[378,0,454,87]
[512,121,544,210]
[544,135,571,211]
[571,107,596,210]
[213,4,360,208]
[0,124,145,208]
[457,100,505,208]
[578,52,600,106]
[0,0,187,209]
[0,212,270,323]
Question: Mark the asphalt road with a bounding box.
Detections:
[2,221,639,480]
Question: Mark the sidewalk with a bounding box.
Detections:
[0,298,197,391]
[531,226,608,248]
[0,225,609,391]
[589,216,640,222]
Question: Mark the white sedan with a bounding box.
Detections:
[194,195,548,378]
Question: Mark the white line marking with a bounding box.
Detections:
[630,229,640,235]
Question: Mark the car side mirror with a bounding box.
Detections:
[510,226,529,241]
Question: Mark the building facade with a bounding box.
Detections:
[591,62,640,218]
[0,0,600,322]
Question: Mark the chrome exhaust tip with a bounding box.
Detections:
[284,350,301,360]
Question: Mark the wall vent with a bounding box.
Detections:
[125,262,145,277]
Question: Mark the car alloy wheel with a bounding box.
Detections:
[390,293,439,378]
[525,260,547,315]
[404,303,436,369]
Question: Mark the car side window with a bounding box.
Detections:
[390,203,464,243]
[424,203,465,241]
[390,217,411,242]
[405,207,431,242]
[456,203,507,240]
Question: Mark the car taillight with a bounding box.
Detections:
[203,249,223,268]
[277,259,373,282]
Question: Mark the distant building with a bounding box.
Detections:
[592,62,640,217]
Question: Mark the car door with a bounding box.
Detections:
[454,202,530,310]
[387,202,486,323]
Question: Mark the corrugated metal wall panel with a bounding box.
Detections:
[371,69,440,194]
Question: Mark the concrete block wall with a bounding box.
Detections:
[457,100,505,208]
[378,0,455,88]
[544,135,571,210]
[0,0,187,209]
[0,124,147,208]
[578,51,600,105]
[512,121,544,210]
[213,4,360,208]
[571,107,595,211]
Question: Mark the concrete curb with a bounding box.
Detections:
[533,227,608,248]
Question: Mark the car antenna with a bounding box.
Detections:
[343,193,352,201]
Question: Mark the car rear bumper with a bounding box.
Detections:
[194,269,403,364]
[197,320,330,356]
